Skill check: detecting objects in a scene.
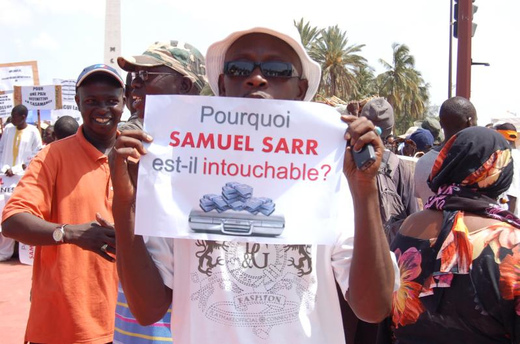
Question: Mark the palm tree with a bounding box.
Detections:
[293,18,322,51]
[310,25,368,100]
[376,43,429,134]
[353,65,377,100]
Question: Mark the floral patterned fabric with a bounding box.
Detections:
[378,127,520,343]
[383,210,520,343]
[382,210,520,343]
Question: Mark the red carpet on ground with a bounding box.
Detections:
[0,257,32,343]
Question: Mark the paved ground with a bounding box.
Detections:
[0,256,32,343]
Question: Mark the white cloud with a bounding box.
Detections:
[1,0,105,22]
[30,32,60,51]
[13,38,24,51]
[0,0,34,26]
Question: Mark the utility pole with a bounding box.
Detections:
[455,0,473,99]
[448,0,454,99]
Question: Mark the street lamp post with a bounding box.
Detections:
[448,0,454,99]
[455,0,473,99]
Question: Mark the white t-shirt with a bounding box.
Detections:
[147,227,400,343]
[147,234,354,343]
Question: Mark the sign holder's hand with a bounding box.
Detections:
[341,115,384,186]
[108,129,153,205]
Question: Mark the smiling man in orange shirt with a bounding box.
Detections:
[2,64,124,343]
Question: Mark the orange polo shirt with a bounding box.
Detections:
[2,126,118,344]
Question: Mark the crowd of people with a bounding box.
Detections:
[0,25,519,344]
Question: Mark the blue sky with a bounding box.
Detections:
[1,0,519,125]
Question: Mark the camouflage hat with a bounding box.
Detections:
[117,40,207,91]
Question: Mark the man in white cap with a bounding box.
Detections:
[109,28,396,343]
[2,64,124,343]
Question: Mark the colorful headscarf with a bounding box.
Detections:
[494,122,518,141]
[425,126,520,227]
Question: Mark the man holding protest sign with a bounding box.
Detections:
[110,27,396,343]
[113,40,207,344]
[1,64,123,343]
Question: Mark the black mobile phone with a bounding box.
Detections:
[352,144,376,170]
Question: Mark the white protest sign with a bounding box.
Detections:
[0,92,13,118]
[0,174,21,228]
[53,78,78,111]
[135,95,354,245]
[51,79,81,124]
[0,174,34,265]
[14,85,63,110]
[0,174,19,198]
[18,243,35,265]
[0,64,35,91]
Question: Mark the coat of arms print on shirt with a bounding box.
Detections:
[191,241,315,339]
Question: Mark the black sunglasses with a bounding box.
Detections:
[131,70,172,82]
[223,61,300,78]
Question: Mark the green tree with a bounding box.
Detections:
[293,19,432,118]
[353,65,377,100]
[293,18,322,51]
[294,20,369,101]
[376,43,429,134]
[311,25,368,100]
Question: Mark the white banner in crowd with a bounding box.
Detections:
[18,243,35,266]
[53,78,77,111]
[15,85,62,110]
[0,65,34,91]
[0,174,20,200]
[0,174,33,265]
[135,95,353,245]
[0,92,14,118]
[51,78,82,124]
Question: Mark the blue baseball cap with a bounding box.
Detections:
[408,128,434,152]
[76,64,124,89]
